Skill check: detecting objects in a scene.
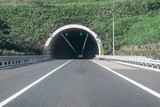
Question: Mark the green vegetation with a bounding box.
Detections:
[116,43,160,59]
[0,0,160,58]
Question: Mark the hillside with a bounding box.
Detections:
[0,0,160,59]
[0,0,122,4]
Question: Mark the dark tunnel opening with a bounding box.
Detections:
[49,28,99,59]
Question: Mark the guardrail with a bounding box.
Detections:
[0,55,51,67]
[96,55,160,69]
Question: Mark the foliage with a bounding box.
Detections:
[0,0,160,56]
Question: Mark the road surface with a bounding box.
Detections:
[0,59,160,107]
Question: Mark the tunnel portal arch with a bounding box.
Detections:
[45,24,103,59]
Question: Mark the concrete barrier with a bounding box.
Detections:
[0,55,51,67]
[96,55,160,69]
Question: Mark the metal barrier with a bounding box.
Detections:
[0,55,51,67]
[96,55,160,69]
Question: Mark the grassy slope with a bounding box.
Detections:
[0,0,160,58]
[0,0,124,4]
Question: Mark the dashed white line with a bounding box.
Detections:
[92,60,160,99]
[0,60,72,107]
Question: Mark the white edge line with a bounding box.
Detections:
[0,60,72,107]
[92,60,160,99]
[113,61,160,72]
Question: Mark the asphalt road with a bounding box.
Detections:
[0,59,160,107]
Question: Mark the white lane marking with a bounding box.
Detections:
[114,61,160,72]
[92,60,160,99]
[0,60,72,107]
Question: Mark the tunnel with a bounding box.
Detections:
[45,24,102,59]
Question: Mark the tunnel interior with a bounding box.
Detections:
[49,28,99,59]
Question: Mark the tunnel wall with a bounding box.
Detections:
[45,24,103,58]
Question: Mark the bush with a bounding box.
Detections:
[0,0,160,56]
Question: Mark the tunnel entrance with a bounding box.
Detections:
[45,24,102,59]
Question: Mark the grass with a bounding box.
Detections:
[0,0,160,59]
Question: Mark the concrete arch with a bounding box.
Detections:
[45,24,103,59]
